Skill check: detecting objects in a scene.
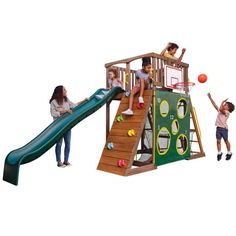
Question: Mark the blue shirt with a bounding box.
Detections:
[136,69,150,83]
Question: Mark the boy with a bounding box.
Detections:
[160,42,186,62]
[207,93,235,161]
[122,57,152,116]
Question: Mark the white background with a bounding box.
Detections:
[0,0,235,235]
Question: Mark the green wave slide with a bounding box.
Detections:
[3,86,123,185]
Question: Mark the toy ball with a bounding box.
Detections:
[118,159,126,167]
[125,91,130,97]
[198,74,208,83]
[107,142,114,150]
[136,102,144,110]
[117,115,123,122]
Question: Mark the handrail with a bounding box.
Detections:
[105,52,189,68]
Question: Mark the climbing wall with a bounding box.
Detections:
[155,90,190,166]
[97,90,153,175]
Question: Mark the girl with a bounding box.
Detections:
[50,85,87,167]
[95,68,122,100]
[107,68,122,89]
[122,57,152,116]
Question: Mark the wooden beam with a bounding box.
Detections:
[105,52,189,68]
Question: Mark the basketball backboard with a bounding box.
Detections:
[164,65,183,89]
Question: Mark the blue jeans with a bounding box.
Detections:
[55,130,71,162]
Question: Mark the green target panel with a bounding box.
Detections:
[155,90,190,166]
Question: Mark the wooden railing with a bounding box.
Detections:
[105,52,189,91]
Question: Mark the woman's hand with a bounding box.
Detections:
[60,109,72,115]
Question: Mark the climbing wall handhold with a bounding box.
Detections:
[136,102,144,110]
[107,142,114,150]
[117,115,124,122]
[118,159,126,167]
[125,91,130,97]
[128,129,135,137]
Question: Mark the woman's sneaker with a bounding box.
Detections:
[217,152,223,161]
[57,162,66,168]
[226,153,232,160]
[63,161,72,166]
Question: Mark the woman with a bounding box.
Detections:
[50,85,87,167]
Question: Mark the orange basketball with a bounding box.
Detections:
[198,74,208,83]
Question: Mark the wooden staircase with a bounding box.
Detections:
[97,90,156,176]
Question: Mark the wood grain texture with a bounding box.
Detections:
[97,90,152,175]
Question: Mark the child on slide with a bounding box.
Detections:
[207,93,235,161]
[50,85,88,167]
[122,57,152,116]
[96,68,122,99]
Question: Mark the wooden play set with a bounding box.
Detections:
[97,52,205,176]
[3,52,205,186]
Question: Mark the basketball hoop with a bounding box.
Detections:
[173,81,196,93]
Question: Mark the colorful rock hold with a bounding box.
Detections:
[128,129,135,137]
[118,159,126,167]
[125,91,130,97]
[136,102,144,109]
[117,115,124,122]
[107,142,114,150]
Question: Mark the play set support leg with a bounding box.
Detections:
[106,102,110,138]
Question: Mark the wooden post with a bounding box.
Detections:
[160,59,164,87]
[125,63,131,91]
[105,67,110,138]
[184,66,189,94]
[106,103,110,138]
[152,57,157,165]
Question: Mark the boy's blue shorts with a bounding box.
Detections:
[216,127,228,141]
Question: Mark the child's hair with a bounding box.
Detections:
[167,43,179,52]
[108,68,118,78]
[226,102,235,113]
[142,57,151,67]
[49,85,68,105]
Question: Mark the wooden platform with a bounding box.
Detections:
[97,90,153,176]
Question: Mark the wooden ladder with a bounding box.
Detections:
[189,100,205,159]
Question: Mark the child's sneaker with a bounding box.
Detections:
[95,94,104,100]
[57,162,66,168]
[138,96,144,104]
[122,109,134,116]
[102,90,110,95]
[217,152,223,161]
[226,153,232,161]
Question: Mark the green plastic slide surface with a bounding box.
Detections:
[3,87,123,185]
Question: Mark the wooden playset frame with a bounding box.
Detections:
[97,52,205,176]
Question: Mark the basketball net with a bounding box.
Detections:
[173,81,195,94]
